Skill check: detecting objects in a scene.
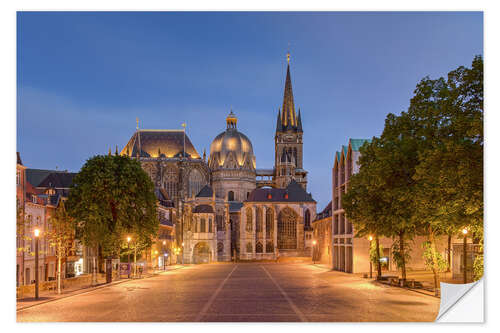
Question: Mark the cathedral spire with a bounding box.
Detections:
[281,53,297,129]
[276,108,283,132]
[297,108,303,133]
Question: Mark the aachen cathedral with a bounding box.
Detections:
[120,53,316,263]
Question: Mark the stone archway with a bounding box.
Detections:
[192,242,211,264]
[278,207,298,250]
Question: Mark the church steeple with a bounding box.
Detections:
[276,108,283,132]
[280,52,298,131]
[274,51,307,190]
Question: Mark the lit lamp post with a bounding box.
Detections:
[182,242,185,264]
[127,236,131,278]
[462,228,468,284]
[368,235,373,279]
[312,240,317,265]
[34,228,40,299]
[162,241,166,270]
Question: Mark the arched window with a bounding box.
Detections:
[200,218,206,233]
[208,218,213,233]
[246,207,253,232]
[228,191,235,201]
[256,242,263,253]
[304,209,311,229]
[217,242,224,254]
[246,242,253,253]
[163,166,178,201]
[266,241,274,253]
[247,192,250,199]
[256,207,263,232]
[266,207,274,238]
[278,207,298,249]
[216,215,223,231]
[188,169,205,197]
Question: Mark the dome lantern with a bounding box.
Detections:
[209,110,255,171]
[226,110,237,130]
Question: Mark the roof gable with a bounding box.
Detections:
[246,180,315,203]
[349,138,372,152]
[196,185,213,198]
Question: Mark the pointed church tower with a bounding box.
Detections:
[274,51,307,190]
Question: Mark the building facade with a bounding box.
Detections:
[312,201,332,265]
[16,153,27,286]
[332,139,452,274]
[120,54,316,263]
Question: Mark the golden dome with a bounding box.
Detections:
[209,112,255,170]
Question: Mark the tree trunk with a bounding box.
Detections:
[429,229,440,296]
[375,236,382,279]
[447,234,451,272]
[57,251,62,295]
[399,231,406,282]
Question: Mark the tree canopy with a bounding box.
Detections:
[66,154,158,258]
[343,56,483,282]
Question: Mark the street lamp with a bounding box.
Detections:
[162,241,167,270]
[368,235,373,279]
[181,242,185,265]
[462,228,468,284]
[312,240,317,265]
[34,228,40,299]
[127,236,131,278]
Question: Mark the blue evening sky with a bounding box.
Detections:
[17,12,483,210]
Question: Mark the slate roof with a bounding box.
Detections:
[315,201,332,221]
[193,204,214,213]
[155,188,174,208]
[38,172,76,188]
[196,185,213,198]
[246,179,315,203]
[26,169,74,188]
[229,202,243,213]
[121,130,200,159]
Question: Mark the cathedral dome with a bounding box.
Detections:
[209,111,256,170]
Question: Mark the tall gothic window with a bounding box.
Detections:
[304,209,311,229]
[266,241,274,253]
[278,207,297,249]
[265,207,274,238]
[228,191,235,201]
[208,218,213,233]
[256,207,263,232]
[246,242,253,253]
[256,242,263,253]
[188,169,205,197]
[163,166,178,201]
[217,242,224,254]
[200,218,206,233]
[216,215,223,231]
[246,207,253,232]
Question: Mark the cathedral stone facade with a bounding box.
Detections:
[121,55,316,263]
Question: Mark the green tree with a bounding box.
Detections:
[409,56,483,285]
[46,199,75,294]
[66,154,158,282]
[343,138,393,279]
